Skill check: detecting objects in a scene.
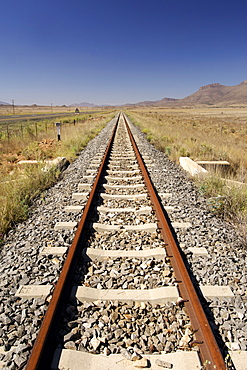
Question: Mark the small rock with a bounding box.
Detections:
[103,347,111,356]
[90,337,101,351]
[155,359,173,368]
[64,341,76,350]
[133,358,149,368]
[131,352,142,361]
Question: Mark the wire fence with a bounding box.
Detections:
[0,116,82,143]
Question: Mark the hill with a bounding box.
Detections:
[0,101,10,105]
[70,102,98,107]
[135,81,247,107]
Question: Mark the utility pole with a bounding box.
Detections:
[12,99,15,115]
[51,103,53,113]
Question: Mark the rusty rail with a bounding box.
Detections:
[124,114,226,369]
[25,114,120,370]
[26,112,226,369]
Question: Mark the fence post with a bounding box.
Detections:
[7,123,10,142]
[55,122,61,141]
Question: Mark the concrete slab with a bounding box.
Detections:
[72,192,88,200]
[107,170,140,175]
[164,206,175,213]
[188,247,209,256]
[108,164,139,170]
[101,193,147,200]
[15,285,52,299]
[109,160,137,165]
[110,156,136,161]
[105,176,143,181]
[103,184,144,190]
[97,206,152,214]
[196,160,230,173]
[93,222,157,233]
[75,286,179,304]
[172,221,192,229]
[111,150,134,154]
[112,147,132,150]
[111,148,133,151]
[40,246,68,256]
[64,205,83,213]
[78,183,92,191]
[200,285,234,299]
[229,350,247,370]
[84,247,166,260]
[83,175,95,181]
[54,221,77,231]
[86,169,97,175]
[52,349,201,370]
[158,193,173,198]
[179,157,208,176]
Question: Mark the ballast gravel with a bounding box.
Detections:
[87,230,166,250]
[58,300,194,355]
[76,257,175,289]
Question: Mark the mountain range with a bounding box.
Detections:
[133,80,247,107]
[2,81,247,108]
[0,101,10,105]
[69,102,98,108]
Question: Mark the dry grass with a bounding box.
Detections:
[0,110,117,238]
[0,104,105,116]
[126,107,247,182]
[125,107,247,242]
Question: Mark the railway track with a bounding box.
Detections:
[1,113,246,369]
[11,115,225,370]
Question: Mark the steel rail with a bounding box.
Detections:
[124,114,226,370]
[25,114,120,370]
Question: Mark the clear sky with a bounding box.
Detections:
[1,0,247,106]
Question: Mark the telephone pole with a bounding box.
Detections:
[12,99,15,115]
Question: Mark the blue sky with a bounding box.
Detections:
[1,0,247,106]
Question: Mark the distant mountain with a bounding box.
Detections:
[70,102,98,107]
[178,81,247,106]
[133,97,179,106]
[134,81,247,107]
[0,101,10,105]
